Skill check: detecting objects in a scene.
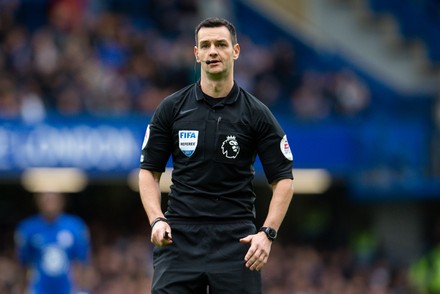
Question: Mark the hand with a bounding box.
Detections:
[239,231,272,271]
[151,221,173,247]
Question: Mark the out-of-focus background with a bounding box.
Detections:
[1,0,440,293]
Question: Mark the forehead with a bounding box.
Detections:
[197,26,231,44]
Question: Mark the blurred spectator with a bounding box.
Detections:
[290,68,371,121]
[235,36,271,91]
[198,0,233,20]
[253,73,282,109]
[19,79,46,123]
[409,216,440,293]
[0,75,20,119]
[0,255,21,294]
[3,26,32,77]
[55,85,84,116]
[271,39,300,97]
[48,0,88,33]
[331,69,370,117]
[290,70,331,120]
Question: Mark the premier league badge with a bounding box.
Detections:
[179,130,199,157]
[221,135,240,159]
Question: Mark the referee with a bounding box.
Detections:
[139,17,294,293]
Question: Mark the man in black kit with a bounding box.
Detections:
[139,17,294,293]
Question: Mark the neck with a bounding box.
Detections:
[41,212,60,222]
[200,75,234,98]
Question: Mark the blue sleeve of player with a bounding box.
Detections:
[15,222,31,265]
[73,219,90,263]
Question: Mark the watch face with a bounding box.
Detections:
[261,227,277,240]
[267,228,277,239]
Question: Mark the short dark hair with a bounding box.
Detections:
[195,17,238,45]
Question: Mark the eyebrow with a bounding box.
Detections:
[199,39,229,45]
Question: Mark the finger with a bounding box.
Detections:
[246,255,260,270]
[244,246,256,263]
[245,246,262,268]
[254,253,268,270]
[255,261,264,271]
[159,229,173,245]
[249,251,267,271]
[246,250,268,270]
[162,231,173,246]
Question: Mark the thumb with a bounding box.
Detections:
[239,235,252,244]
[164,230,172,240]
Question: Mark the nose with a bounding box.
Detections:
[208,44,218,56]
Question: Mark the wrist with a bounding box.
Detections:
[150,217,168,228]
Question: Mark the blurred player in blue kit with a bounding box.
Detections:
[15,192,90,294]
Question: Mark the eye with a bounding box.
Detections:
[199,42,209,49]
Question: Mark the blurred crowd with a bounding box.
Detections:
[0,224,433,294]
[263,243,407,294]
[1,192,440,294]
[0,0,371,122]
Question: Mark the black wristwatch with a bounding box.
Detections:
[259,226,277,241]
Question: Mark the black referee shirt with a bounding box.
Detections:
[140,81,293,220]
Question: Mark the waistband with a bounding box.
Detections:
[166,217,254,224]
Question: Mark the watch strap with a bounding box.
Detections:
[150,217,168,228]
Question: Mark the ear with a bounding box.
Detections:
[194,46,200,63]
[233,43,240,60]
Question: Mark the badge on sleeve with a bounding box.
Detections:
[142,125,150,149]
[280,135,293,161]
[179,130,199,157]
[140,125,151,162]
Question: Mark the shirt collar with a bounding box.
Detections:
[195,80,239,106]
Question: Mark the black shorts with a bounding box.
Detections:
[152,219,262,294]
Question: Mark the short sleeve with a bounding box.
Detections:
[140,98,174,172]
[254,106,293,183]
[72,219,90,263]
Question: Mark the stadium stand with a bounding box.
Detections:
[367,0,440,64]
